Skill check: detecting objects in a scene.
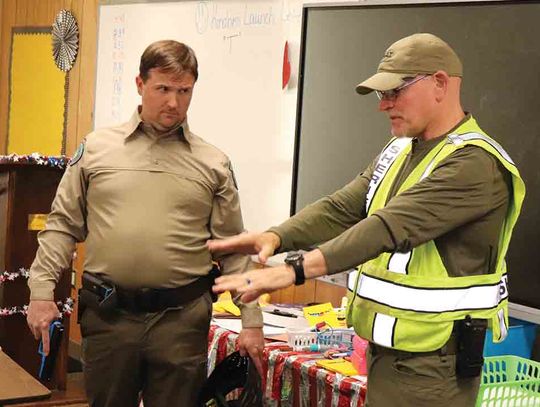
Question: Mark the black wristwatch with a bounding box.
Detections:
[285,252,305,286]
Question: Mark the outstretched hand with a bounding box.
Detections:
[207,232,280,264]
[213,265,296,303]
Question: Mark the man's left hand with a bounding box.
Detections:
[213,266,296,303]
[238,327,265,376]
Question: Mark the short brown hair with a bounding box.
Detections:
[139,40,198,82]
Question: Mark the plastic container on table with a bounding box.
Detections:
[483,317,537,359]
[476,355,540,407]
[350,335,368,375]
[287,327,355,351]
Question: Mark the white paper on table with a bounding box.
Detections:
[262,311,310,330]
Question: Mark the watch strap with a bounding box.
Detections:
[285,253,305,286]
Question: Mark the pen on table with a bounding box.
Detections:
[329,352,351,358]
[270,309,297,318]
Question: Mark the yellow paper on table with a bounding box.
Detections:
[213,300,241,316]
[303,302,340,328]
[212,292,241,316]
[212,291,271,316]
[316,359,358,376]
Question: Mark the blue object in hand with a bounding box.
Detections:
[38,320,64,381]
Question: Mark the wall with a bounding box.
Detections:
[0,0,100,346]
[0,0,98,156]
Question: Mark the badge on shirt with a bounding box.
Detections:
[69,141,85,166]
[228,161,239,190]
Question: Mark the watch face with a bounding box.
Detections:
[286,252,302,263]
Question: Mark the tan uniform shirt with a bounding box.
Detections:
[29,108,262,327]
[270,115,511,277]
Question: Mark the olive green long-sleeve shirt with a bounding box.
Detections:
[29,108,262,327]
[270,116,511,278]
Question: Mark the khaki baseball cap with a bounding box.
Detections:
[356,33,463,95]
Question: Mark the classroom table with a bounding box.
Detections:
[0,350,51,405]
[208,325,367,407]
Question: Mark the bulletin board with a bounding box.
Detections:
[7,29,67,155]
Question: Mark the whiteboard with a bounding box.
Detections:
[95,0,312,231]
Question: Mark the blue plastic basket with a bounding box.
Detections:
[316,328,355,349]
[287,328,355,351]
[484,318,537,359]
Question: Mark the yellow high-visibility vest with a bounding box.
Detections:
[347,116,525,352]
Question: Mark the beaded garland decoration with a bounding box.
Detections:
[0,268,30,284]
[0,153,69,169]
[0,268,74,318]
[0,298,74,319]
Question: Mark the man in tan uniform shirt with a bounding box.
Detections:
[209,34,521,406]
[26,40,264,407]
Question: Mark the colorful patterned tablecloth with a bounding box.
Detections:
[208,325,367,407]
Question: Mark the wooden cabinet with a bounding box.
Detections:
[270,279,347,307]
[0,162,71,390]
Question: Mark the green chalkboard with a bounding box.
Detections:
[292,1,540,313]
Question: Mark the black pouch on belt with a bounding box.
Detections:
[456,316,488,378]
[78,272,118,322]
[208,263,221,302]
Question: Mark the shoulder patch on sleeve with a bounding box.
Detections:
[69,141,85,166]
[228,161,239,190]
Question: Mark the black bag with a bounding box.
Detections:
[198,351,263,407]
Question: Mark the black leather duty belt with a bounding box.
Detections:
[116,276,213,313]
[81,271,216,314]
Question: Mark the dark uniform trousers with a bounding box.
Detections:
[80,292,212,407]
[364,341,480,407]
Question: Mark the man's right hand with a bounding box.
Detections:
[207,232,281,264]
[27,300,61,356]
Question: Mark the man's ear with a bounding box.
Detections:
[136,75,144,96]
[432,70,449,101]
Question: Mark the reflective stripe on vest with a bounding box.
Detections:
[365,137,412,214]
[498,308,508,339]
[372,313,396,348]
[354,272,508,313]
[347,269,359,291]
[387,250,411,274]
[448,132,515,165]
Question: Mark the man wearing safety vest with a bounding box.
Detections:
[208,33,525,406]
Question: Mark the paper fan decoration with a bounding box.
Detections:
[51,10,79,72]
